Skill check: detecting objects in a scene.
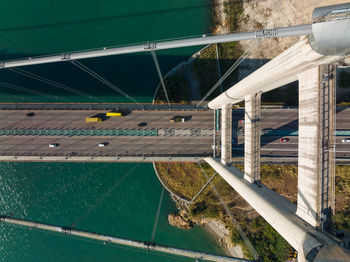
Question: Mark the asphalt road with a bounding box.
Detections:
[0,110,214,157]
[233,108,350,158]
[1,108,350,159]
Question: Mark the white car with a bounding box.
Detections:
[342,138,350,143]
[98,142,108,147]
[49,143,59,148]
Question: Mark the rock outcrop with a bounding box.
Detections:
[168,212,193,230]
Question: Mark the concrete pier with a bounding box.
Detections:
[296,65,335,228]
[296,66,321,227]
[221,104,232,165]
[244,93,261,182]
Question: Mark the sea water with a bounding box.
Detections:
[0,1,224,261]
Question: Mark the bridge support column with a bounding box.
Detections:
[296,65,334,228]
[221,104,232,165]
[244,93,261,183]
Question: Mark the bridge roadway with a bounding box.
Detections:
[0,109,214,160]
[233,108,350,160]
[0,107,350,162]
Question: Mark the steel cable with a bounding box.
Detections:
[0,81,61,101]
[197,162,259,260]
[71,164,139,228]
[197,38,263,107]
[70,60,143,108]
[9,67,104,103]
[151,50,170,107]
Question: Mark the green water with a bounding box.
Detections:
[0,0,211,103]
[0,1,224,261]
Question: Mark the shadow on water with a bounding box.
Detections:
[0,52,198,103]
[0,56,276,104]
[0,2,224,33]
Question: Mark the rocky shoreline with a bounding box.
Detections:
[167,196,244,258]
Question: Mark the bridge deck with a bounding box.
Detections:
[0,109,214,161]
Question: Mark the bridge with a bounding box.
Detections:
[1,3,350,262]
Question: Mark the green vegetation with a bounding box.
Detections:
[334,166,350,231]
[154,74,190,103]
[242,217,290,262]
[156,162,292,261]
[158,163,350,260]
[223,0,244,32]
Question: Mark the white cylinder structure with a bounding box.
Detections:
[204,157,336,261]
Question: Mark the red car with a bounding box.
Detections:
[239,119,244,123]
[281,138,289,143]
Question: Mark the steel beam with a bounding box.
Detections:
[0,25,312,69]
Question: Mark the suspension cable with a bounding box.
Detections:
[151,50,170,107]
[9,68,103,103]
[70,60,143,108]
[71,164,139,228]
[151,187,164,242]
[197,162,259,260]
[197,38,264,107]
[0,81,61,101]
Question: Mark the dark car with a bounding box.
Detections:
[138,122,147,127]
[26,112,35,117]
[281,138,290,143]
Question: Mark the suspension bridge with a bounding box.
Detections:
[1,2,350,262]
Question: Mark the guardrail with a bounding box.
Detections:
[0,128,158,136]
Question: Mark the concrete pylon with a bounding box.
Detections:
[244,93,261,183]
[221,104,232,165]
[296,65,334,228]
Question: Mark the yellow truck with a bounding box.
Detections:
[85,117,103,122]
[106,111,122,117]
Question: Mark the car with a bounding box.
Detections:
[26,112,35,117]
[239,119,244,123]
[170,116,185,123]
[342,138,350,143]
[138,122,147,127]
[281,138,289,143]
[49,143,59,148]
[98,142,109,147]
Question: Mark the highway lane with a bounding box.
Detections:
[0,110,213,130]
[0,136,213,157]
[233,136,350,158]
[0,107,350,160]
[233,108,350,130]
[0,109,214,157]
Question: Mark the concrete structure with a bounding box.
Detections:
[0,3,349,261]
[221,104,232,165]
[204,158,340,261]
[296,65,335,228]
[208,37,345,109]
[244,93,261,182]
[206,4,350,261]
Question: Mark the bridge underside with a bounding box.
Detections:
[0,108,213,162]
